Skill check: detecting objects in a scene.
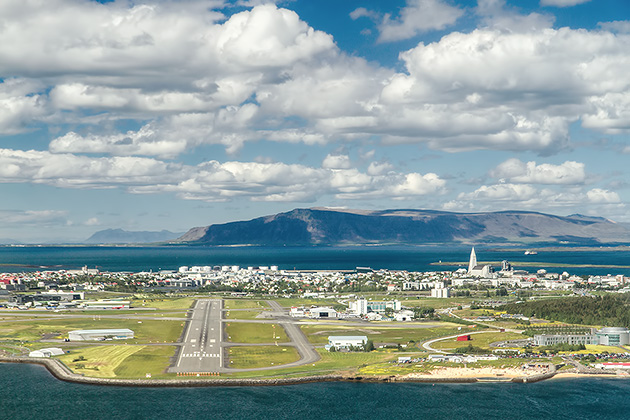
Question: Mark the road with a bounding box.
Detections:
[169,299,223,374]
[422,331,496,353]
[220,300,320,372]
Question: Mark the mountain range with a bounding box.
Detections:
[84,229,184,244]
[173,208,630,246]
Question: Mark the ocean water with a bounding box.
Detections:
[1,245,630,276]
[0,363,628,420]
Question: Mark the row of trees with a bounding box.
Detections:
[501,295,630,328]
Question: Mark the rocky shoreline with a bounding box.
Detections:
[0,356,565,387]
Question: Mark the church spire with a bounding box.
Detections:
[468,247,477,274]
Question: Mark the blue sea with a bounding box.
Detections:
[3,246,630,418]
[0,363,627,420]
[1,245,630,276]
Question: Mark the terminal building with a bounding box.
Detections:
[68,329,134,341]
[534,327,630,347]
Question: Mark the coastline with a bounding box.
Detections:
[0,356,585,387]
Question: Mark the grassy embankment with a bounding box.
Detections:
[222,349,399,379]
[358,357,527,376]
[58,345,176,378]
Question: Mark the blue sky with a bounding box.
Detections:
[1,0,630,242]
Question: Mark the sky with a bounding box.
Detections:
[2,0,630,242]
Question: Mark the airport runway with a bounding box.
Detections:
[170,299,223,374]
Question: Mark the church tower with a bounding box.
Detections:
[468,247,477,274]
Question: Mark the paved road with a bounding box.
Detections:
[422,330,497,353]
[221,301,321,372]
[170,299,223,374]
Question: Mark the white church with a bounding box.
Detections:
[467,247,494,278]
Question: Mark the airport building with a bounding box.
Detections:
[68,328,134,341]
[29,347,65,358]
[81,300,131,310]
[326,335,368,350]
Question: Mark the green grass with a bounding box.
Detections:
[224,310,264,320]
[401,297,478,309]
[272,298,343,308]
[225,322,288,343]
[0,318,184,343]
[430,331,523,351]
[114,345,177,378]
[58,345,145,377]
[300,323,483,346]
[136,298,195,310]
[222,349,398,379]
[227,345,300,368]
[224,300,266,309]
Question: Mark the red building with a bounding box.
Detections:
[456,335,471,341]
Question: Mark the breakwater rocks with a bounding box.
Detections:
[1,356,558,387]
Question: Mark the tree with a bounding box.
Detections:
[364,340,374,352]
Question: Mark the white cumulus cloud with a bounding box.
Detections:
[491,159,586,185]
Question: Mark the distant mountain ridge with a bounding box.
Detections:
[85,229,184,244]
[175,208,630,246]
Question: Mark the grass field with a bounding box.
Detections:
[0,318,184,343]
[58,345,145,377]
[223,348,399,379]
[224,310,264,320]
[136,297,195,310]
[225,322,288,343]
[227,345,300,368]
[224,300,267,310]
[272,298,344,309]
[300,323,483,346]
[401,297,478,309]
[429,331,524,351]
[114,345,176,378]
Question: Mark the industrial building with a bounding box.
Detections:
[326,335,368,350]
[11,291,85,304]
[309,307,337,318]
[68,328,134,341]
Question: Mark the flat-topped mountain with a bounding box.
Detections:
[85,229,183,244]
[175,208,630,246]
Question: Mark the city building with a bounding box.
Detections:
[431,283,450,298]
[534,327,630,347]
[595,327,630,346]
[349,298,401,315]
